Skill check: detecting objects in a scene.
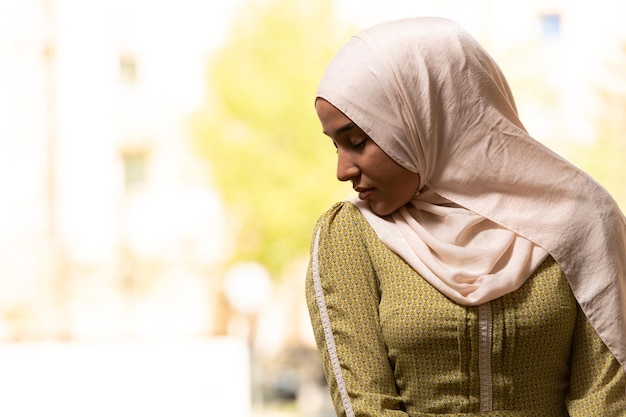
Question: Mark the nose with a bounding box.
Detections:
[336,150,359,182]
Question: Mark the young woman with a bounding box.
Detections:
[306,17,626,416]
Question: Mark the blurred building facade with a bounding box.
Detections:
[0,0,239,341]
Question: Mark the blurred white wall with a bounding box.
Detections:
[0,337,250,417]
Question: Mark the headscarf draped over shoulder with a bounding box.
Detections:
[316,17,626,371]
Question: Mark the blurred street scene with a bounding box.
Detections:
[0,0,624,416]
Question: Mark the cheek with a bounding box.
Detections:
[387,167,421,204]
[403,173,421,196]
[367,145,420,207]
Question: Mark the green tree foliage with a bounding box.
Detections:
[190,0,351,277]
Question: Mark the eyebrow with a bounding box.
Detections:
[323,122,358,137]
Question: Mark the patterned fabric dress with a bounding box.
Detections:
[306,202,626,417]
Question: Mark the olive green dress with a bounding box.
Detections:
[306,202,626,417]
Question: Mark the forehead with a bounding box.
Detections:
[316,99,353,133]
[315,98,342,119]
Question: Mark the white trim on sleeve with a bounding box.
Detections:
[478,302,493,412]
[311,227,355,417]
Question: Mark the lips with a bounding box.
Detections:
[354,186,374,200]
[359,190,374,200]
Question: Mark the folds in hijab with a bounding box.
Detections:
[316,17,626,371]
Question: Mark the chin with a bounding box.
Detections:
[369,202,396,217]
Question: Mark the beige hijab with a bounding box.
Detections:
[316,17,626,371]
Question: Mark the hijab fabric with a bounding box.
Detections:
[316,17,626,371]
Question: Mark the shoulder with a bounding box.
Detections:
[309,201,374,257]
[314,201,369,239]
[309,202,379,281]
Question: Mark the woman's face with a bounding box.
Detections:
[316,99,421,216]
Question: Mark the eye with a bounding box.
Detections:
[352,136,369,150]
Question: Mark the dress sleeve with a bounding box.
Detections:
[305,203,408,417]
[566,304,626,416]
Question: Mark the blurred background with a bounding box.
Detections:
[0,0,624,415]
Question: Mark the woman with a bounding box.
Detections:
[306,17,626,416]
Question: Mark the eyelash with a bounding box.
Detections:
[331,136,368,153]
[353,139,366,150]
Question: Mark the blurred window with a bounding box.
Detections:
[121,150,148,189]
[539,13,561,38]
[119,54,138,84]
